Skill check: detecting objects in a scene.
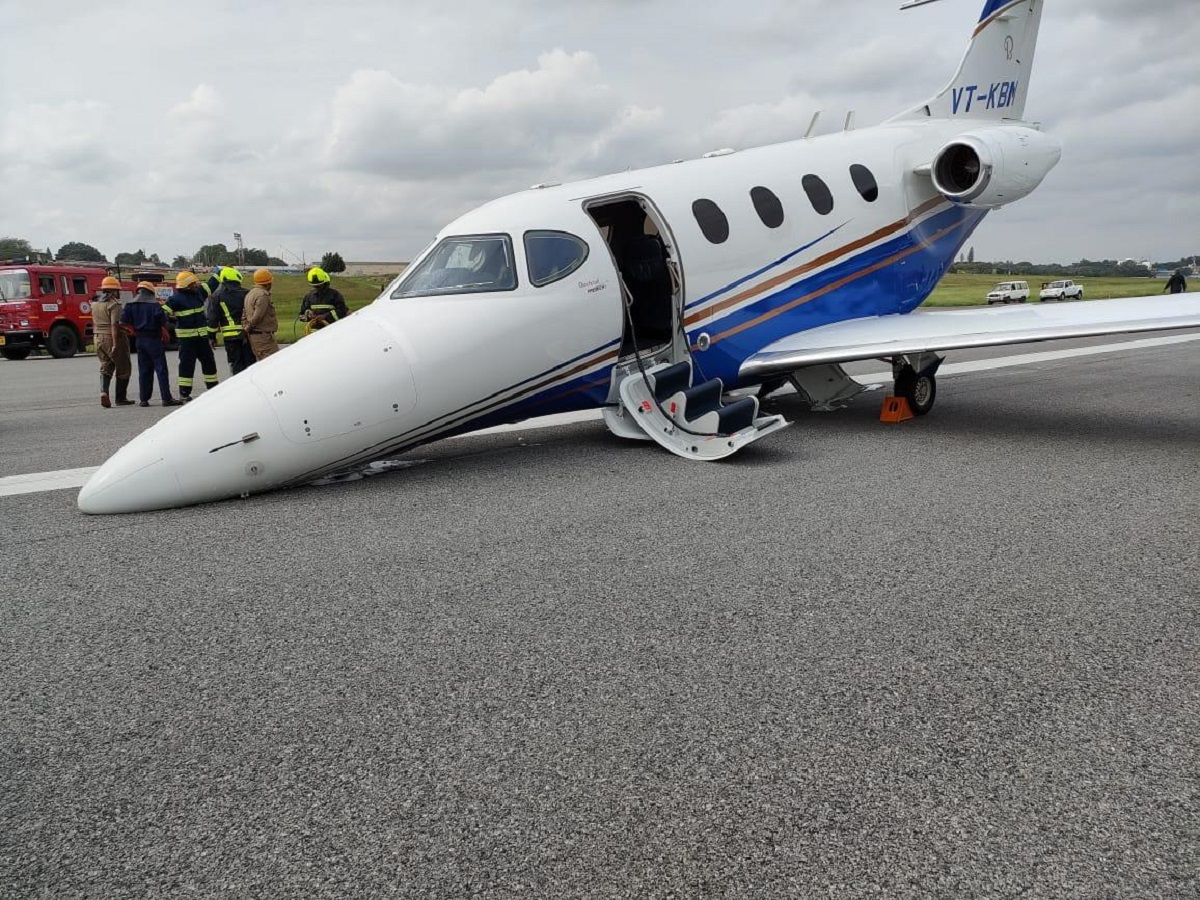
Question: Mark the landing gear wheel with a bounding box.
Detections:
[1,347,32,361]
[46,324,80,358]
[895,367,936,416]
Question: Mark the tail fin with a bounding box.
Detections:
[890,0,1045,122]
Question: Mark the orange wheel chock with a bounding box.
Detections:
[880,395,914,423]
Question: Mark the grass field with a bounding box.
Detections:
[923,273,1165,306]
[268,274,395,342]
[284,272,1164,316]
[271,272,1165,341]
[79,271,1167,352]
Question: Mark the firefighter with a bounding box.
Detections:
[243,268,280,360]
[299,267,349,331]
[205,266,255,374]
[121,282,181,407]
[91,275,134,407]
[164,271,219,401]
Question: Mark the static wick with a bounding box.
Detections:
[209,432,261,454]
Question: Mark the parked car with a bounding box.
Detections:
[1039,279,1084,301]
[986,281,1030,304]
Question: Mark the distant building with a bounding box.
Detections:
[344,261,407,277]
[1119,258,1153,272]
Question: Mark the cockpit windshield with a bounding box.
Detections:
[391,234,516,299]
[0,269,31,302]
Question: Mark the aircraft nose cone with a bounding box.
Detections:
[77,378,282,515]
[77,447,177,515]
[78,310,419,514]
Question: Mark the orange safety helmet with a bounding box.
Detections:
[136,281,157,294]
[100,275,121,292]
[252,268,273,285]
[175,271,200,290]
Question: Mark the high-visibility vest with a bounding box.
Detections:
[310,303,339,321]
[169,304,208,339]
[218,301,243,339]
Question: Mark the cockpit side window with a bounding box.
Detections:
[524,231,589,287]
[390,234,517,298]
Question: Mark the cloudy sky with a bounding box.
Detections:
[2,0,1197,266]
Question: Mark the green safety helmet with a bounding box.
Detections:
[218,266,243,283]
[306,266,331,285]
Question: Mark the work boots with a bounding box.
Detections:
[101,392,111,408]
[114,378,135,406]
[162,397,183,407]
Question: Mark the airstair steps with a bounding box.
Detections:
[612,359,789,460]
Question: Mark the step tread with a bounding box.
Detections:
[651,362,692,402]
[715,396,757,434]
[681,379,723,421]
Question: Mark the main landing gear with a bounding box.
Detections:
[891,352,942,416]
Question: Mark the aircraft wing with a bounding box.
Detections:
[740,293,1200,378]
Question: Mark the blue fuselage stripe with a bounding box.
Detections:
[469,203,987,430]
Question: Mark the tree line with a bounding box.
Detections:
[951,258,1193,278]
[5,235,1187,279]
[0,236,348,273]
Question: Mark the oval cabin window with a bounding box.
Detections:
[850,164,879,202]
[802,175,834,216]
[692,199,730,244]
[750,186,785,229]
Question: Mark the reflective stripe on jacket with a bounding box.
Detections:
[218,301,243,339]
[164,288,209,339]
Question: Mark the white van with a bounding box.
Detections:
[986,281,1030,304]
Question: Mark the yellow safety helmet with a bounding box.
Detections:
[99,275,121,292]
[218,266,243,283]
[175,271,200,290]
[136,281,157,294]
[252,268,273,285]
[306,266,331,285]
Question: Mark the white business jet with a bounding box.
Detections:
[78,0,1200,514]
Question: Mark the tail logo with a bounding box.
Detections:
[1004,35,1014,60]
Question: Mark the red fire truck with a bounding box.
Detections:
[0,262,175,360]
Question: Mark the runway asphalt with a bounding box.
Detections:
[1,337,1198,898]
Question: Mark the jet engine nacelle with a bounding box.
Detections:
[930,126,1062,209]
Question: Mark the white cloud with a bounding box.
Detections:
[166,85,257,166]
[0,100,127,182]
[325,50,661,180]
[0,0,1196,265]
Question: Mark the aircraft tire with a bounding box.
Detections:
[896,367,936,416]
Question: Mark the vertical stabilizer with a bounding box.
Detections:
[890,0,1044,122]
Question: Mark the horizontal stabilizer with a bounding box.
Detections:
[740,294,1200,378]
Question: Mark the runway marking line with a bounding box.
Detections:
[2,333,1197,499]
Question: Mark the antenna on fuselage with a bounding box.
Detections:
[843,110,856,132]
[898,0,947,9]
[803,110,821,139]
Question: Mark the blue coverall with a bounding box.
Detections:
[120,292,174,404]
